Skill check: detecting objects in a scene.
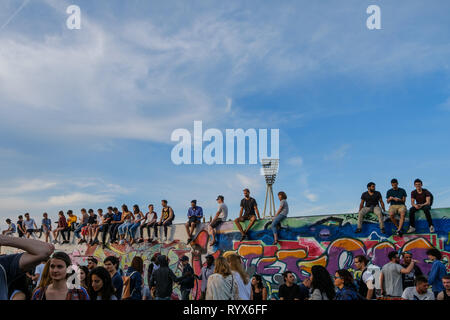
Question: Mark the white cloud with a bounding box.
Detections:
[287,156,303,167]
[47,193,114,206]
[324,144,351,161]
[304,191,318,202]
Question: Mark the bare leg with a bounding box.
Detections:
[234,218,245,236]
[244,216,256,234]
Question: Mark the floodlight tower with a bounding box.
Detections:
[260,158,279,218]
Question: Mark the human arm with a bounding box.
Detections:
[400,260,416,274]
[379,271,385,296]
[262,287,267,300]
[427,262,438,284]
[254,203,261,220]
[359,199,365,211]
[379,198,386,212]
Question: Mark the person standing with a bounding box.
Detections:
[103,256,123,300]
[334,269,361,300]
[208,196,228,246]
[401,276,435,300]
[408,179,435,233]
[88,266,117,300]
[205,256,239,300]
[309,265,335,300]
[380,251,416,297]
[436,275,450,300]
[272,191,289,245]
[353,255,375,299]
[250,274,267,300]
[401,251,423,290]
[149,255,178,300]
[227,253,251,300]
[386,179,408,236]
[157,200,175,242]
[185,200,203,244]
[278,271,308,300]
[356,182,386,233]
[123,256,143,300]
[234,189,261,241]
[196,254,215,300]
[426,248,447,298]
[177,255,195,300]
[87,257,98,271]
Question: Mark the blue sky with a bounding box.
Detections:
[1,0,450,229]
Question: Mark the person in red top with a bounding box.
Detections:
[52,211,69,244]
[407,179,435,233]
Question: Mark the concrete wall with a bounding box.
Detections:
[2,208,449,299]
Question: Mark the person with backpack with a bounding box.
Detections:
[334,269,364,300]
[149,255,178,300]
[354,255,375,299]
[122,256,143,300]
[407,178,435,233]
[32,251,89,300]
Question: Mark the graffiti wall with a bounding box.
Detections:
[2,208,449,299]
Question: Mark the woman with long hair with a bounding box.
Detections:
[35,260,52,291]
[272,191,289,245]
[8,273,31,300]
[309,265,335,300]
[79,265,90,290]
[117,205,135,245]
[206,256,239,300]
[124,256,143,300]
[226,253,251,300]
[32,252,89,300]
[88,266,117,300]
[250,274,267,300]
[128,205,144,245]
[334,269,360,300]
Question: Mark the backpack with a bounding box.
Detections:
[122,271,137,300]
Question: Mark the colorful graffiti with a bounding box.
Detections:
[1,207,449,299]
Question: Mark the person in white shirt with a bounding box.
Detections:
[208,195,228,246]
[401,276,435,300]
[226,253,251,300]
[32,260,47,288]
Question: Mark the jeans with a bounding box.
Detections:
[118,222,133,236]
[181,289,191,300]
[155,296,171,300]
[109,223,121,242]
[271,214,287,235]
[74,223,87,239]
[128,222,141,239]
[101,224,110,243]
[140,222,158,238]
[409,205,433,228]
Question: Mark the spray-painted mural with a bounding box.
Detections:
[2,208,449,299]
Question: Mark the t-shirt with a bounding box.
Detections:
[381,262,404,297]
[232,271,251,300]
[16,221,24,235]
[34,263,45,287]
[401,286,435,300]
[42,218,51,229]
[67,216,77,227]
[103,213,114,224]
[87,215,97,225]
[187,206,203,218]
[401,264,422,289]
[218,203,228,220]
[0,253,23,300]
[112,272,123,300]
[23,219,36,230]
[411,189,432,205]
[8,223,16,233]
[361,191,382,207]
[146,211,158,222]
[279,199,289,216]
[278,283,308,300]
[386,188,407,205]
[240,197,257,216]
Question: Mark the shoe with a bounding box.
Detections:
[186,238,192,245]
[119,240,124,245]
[429,226,435,233]
[355,228,362,233]
[52,240,59,244]
[396,230,403,237]
[93,239,99,245]
[407,226,416,234]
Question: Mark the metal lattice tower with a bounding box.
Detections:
[260,159,279,218]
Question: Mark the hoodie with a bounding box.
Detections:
[149,255,178,298]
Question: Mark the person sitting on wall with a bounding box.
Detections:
[185,200,203,244]
[157,200,175,242]
[386,178,408,236]
[208,195,228,246]
[234,188,261,241]
[355,182,386,234]
[407,179,435,234]
[2,219,16,236]
[271,191,289,245]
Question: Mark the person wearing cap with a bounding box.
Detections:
[234,188,261,241]
[195,254,215,300]
[177,255,195,300]
[208,196,228,246]
[185,200,203,244]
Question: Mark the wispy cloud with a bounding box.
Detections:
[324,144,351,161]
[287,156,303,167]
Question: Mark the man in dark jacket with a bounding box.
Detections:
[177,255,195,300]
[149,255,178,300]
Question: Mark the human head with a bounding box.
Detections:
[191,200,197,208]
[148,204,154,211]
[252,274,264,289]
[311,265,335,300]
[354,255,369,271]
[81,208,87,215]
[227,254,249,284]
[278,191,287,200]
[67,210,73,216]
[214,256,231,277]
[88,266,114,300]
[216,195,224,203]
[24,213,30,220]
[205,254,214,267]
[107,206,113,213]
[43,212,48,218]
[415,275,429,294]
[6,218,11,224]
[131,256,144,274]
[388,251,400,263]
[402,252,413,265]
[18,215,23,220]
[104,256,119,274]
[58,211,64,217]
[97,208,103,215]
[334,269,354,289]
[391,178,398,188]
[243,188,250,198]
[180,255,189,266]
[87,257,98,270]
[426,248,441,261]
[132,205,140,214]
[442,275,450,290]
[283,271,296,285]
[113,207,118,213]
[414,179,423,190]
[121,204,128,213]
[367,182,376,191]
[161,200,168,207]
[49,251,72,281]
[79,265,89,284]
[88,209,94,216]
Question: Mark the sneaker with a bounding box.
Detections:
[429,225,435,233]
[119,240,124,245]
[396,230,403,237]
[355,228,362,233]
[407,226,416,234]
[52,240,59,244]
[186,238,192,245]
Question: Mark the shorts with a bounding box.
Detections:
[389,205,407,216]
[240,213,256,221]
[26,229,36,234]
[188,216,200,224]
[210,218,223,229]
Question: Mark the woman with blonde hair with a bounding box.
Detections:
[226,253,251,300]
[206,256,239,300]
[34,260,52,291]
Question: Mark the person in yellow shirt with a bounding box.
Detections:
[66,210,78,243]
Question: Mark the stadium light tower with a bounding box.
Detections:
[260,158,279,218]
